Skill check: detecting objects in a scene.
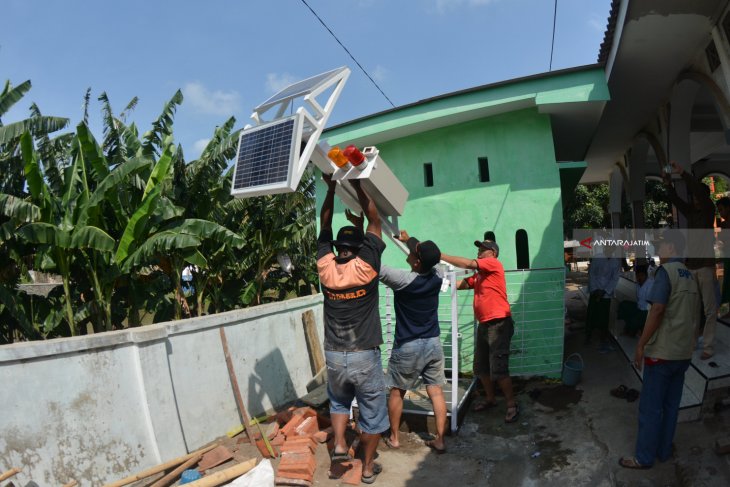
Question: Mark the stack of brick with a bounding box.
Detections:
[273,407,334,486]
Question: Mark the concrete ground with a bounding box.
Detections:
[217,272,730,486]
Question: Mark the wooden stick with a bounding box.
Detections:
[101,444,217,487]
[302,310,325,375]
[148,453,202,487]
[219,327,253,444]
[0,468,20,482]
[183,459,257,487]
[62,480,78,487]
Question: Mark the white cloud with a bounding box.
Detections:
[193,138,210,155]
[182,82,241,116]
[372,65,388,83]
[266,72,301,94]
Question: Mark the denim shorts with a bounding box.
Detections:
[387,337,445,390]
[473,316,514,380]
[325,348,389,435]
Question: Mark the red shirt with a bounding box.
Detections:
[464,257,511,323]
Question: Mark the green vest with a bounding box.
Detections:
[645,261,700,360]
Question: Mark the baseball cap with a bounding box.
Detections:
[406,237,441,270]
[332,226,365,248]
[474,240,499,256]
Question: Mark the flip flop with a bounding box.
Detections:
[425,439,446,454]
[330,450,351,463]
[625,388,640,403]
[505,404,520,423]
[361,462,383,484]
[473,400,498,412]
[618,456,651,469]
[610,385,628,399]
[383,437,400,449]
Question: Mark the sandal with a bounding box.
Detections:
[625,388,640,403]
[505,404,519,423]
[425,439,446,454]
[361,462,383,484]
[473,400,498,412]
[610,385,628,399]
[330,450,351,463]
[618,456,651,469]
[383,437,400,449]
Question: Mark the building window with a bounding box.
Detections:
[516,229,529,269]
[706,40,721,72]
[478,157,490,182]
[484,231,495,242]
[424,163,433,187]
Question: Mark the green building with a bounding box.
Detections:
[320,65,610,376]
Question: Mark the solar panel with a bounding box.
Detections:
[232,116,300,194]
[255,67,347,113]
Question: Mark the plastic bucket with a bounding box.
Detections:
[562,353,584,386]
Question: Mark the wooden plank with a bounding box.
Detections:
[0,468,20,482]
[101,444,216,487]
[148,453,201,487]
[302,310,325,375]
[219,327,254,445]
[183,459,257,487]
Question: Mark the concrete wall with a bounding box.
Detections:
[0,295,324,486]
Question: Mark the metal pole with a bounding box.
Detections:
[449,269,459,433]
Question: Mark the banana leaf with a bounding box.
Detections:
[70,226,115,252]
[122,230,202,271]
[0,193,40,222]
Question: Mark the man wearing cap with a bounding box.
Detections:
[378,230,448,453]
[620,231,700,469]
[317,174,387,484]
[439,239,518,424]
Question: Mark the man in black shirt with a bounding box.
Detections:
[317,174,387,484]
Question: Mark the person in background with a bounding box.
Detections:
[619,231,700,469]
[716,197,730,318]
[664,160,717,359]
[317,175,387,485]
[617,265,654,337]
[586,245,622,352]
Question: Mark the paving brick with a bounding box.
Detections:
[295,416,319,437]
[313,430,329,443]
[292,406,317,419]
[276,407,296,426]
[273,469,313,482]
[281,436,317,454]
[280,415,305,438]
[340,459,363,485]
[278,451,316,477]
[270,432,285,447]
[255,438,279,458]
[197,445,234,472]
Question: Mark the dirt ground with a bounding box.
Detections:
[155,272,730,486]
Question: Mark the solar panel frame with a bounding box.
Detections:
[231,114,303,197]
[255,67,347,113]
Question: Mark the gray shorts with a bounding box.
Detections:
[386,337,445,390]
[473,316,514,380]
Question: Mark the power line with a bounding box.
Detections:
[549,0,558,71]
[299,0,396,108]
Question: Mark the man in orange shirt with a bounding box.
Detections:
[440,240,518,423]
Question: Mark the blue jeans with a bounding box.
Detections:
[325,349,389,435]
[635,359,690,465]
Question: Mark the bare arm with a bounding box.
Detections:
[440,253,478,270]
[633,303,666,371]
[349,179,381,238]
[319,174,337,232]
[456,279,470,290]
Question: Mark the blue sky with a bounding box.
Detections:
[2,0,612,159]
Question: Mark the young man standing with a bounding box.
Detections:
[440,239,518,423]
[620,231,700,469]
[379,230,448,453]
[317,175,387,484]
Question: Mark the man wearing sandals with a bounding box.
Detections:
[380,230,448,454]
[619,231,700,469]
[317,175,387,484]
[440,240,519,424]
